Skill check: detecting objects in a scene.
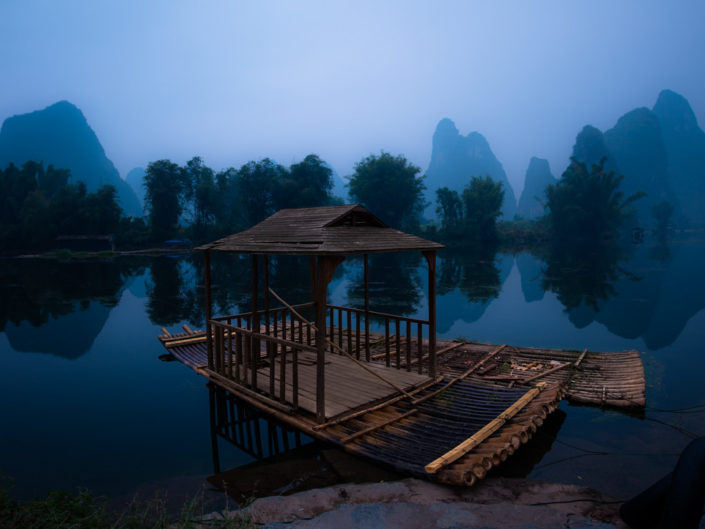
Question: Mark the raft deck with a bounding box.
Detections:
[159,329,578,485]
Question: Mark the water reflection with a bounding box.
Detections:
[438,248,502,303]
[540,242,638,313]
[435,251,513,335]
[208,384,308,471]
[0,257,144,357]
[345,253,422,315]
[206,384,404,502]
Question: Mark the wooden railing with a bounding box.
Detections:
[325,304,429,373]
[209,302,316,410]
[207,302,432,415]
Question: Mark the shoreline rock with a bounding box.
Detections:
[219,477,627,528]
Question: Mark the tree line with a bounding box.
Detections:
[0,149,653,253]
[433,157,651,247]
[0,161,123,251]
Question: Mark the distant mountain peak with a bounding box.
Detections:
[426,118,517,219]
[517,157,555,220]
[0,100,142,217]
[653,89,699,131]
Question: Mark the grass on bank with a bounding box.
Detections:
[0,477,253,529]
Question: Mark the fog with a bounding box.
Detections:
[1,0,703,196]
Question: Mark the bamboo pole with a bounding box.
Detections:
[312,375,442,431]
[574,348,588,367]
[521,361,571,384]
[412,344,507,405]
[341,409,418,444]
[268,287,415,400]
[424,382,547,474]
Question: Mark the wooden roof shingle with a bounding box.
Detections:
[196,204,444,255]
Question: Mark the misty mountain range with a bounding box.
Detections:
[0,89,703,227]
[0,101,143,218]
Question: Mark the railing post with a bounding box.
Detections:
[364,253,370,361]
[385,318,390,367]
[251,254,259,390]
[204,250,213,369]
[395,319,401,369]
[423,250,437,378]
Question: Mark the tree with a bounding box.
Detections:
[82,185,122,234]
[233,158,288,227]
[435,176,504,244]
[461,175,504,242]
[545,157,645,241]
[183,157,218,240]
[435,187,463,239]
[144,160,185,241]
[277,154,333,209]
[347,152,425,231]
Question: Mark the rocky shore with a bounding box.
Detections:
[203,477,627,528]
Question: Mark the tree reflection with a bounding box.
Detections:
[0,257,144,357]
[438,247,501,303]
[345,253,422,316]
[541,242,639,312]
[145,256,194,326]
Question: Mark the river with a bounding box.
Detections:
[1,235,704,502]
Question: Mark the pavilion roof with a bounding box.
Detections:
[196,204,444,255]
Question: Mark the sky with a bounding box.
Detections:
[1,0,703,197]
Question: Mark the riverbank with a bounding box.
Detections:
[209,477,626,528]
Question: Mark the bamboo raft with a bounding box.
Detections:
[160,205,646,487]
[157,326,643,485]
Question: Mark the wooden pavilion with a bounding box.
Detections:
[158,205,646,485]
[194,204,444,423]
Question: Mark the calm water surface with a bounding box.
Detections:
[1,236,704,501]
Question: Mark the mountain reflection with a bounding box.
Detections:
[540,242,638,313]
[438,247,501,303]
[0,257,144,357]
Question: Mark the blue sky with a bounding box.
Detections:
[1,0,703,195]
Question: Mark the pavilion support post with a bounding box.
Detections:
[364,253,370,362]
[204,250,213,370]
[264,255,274,396]
[251,254,259,390]
[423,250,437,378]
[314,255,345,423]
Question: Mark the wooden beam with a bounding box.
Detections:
[251,254,259,390]
[364,253,370,362]
[574,348,588,367]
[425,382,547,474]
[423,250,437,378]
[204,250,213,369]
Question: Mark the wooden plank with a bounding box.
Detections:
[424,382,547,474]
